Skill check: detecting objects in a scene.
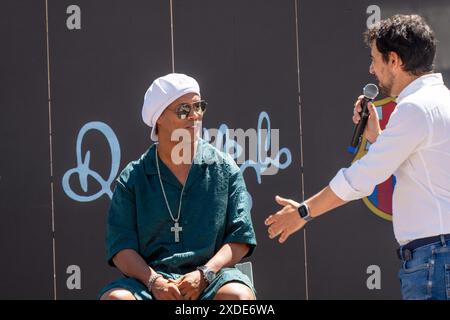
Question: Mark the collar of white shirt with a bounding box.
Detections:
[396,73,444,104]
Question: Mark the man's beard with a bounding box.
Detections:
[379,84,391,96]
[378,78,394,97]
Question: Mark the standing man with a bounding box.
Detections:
[99,73,256,300]
[265,14,450,299]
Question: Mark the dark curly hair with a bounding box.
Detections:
[364,14,436,76]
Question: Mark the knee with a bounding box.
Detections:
[234,288,255,300]
[214,283,255,300]
[100,289,136,300]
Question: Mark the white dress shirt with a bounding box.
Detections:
[330,73,450,244]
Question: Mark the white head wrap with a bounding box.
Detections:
[141,73,200,141]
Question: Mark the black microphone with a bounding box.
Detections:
[350,83,379,148]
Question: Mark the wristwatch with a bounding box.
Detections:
[298,202,313,222]
[197,265,216,284]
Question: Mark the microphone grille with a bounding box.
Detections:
[363,83,379,100]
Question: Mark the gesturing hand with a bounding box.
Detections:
[265,195,306,243]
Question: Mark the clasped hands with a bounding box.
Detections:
[151,270,207,300]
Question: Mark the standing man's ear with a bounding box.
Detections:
[390,51,403,70]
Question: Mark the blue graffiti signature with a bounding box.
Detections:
[204,111,292,184]
[62,121,120,202]
[239,112,292,183]
[63,112,291,203]
[202,111,292,209]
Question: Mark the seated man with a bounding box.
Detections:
[99,73,257,300]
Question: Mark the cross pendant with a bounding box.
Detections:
[171,222,182,242]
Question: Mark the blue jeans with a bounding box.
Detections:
[398,236,450,300]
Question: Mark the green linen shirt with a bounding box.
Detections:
[106,139,257,276]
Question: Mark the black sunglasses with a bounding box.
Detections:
[172,100,207,119]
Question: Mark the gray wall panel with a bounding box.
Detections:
[173,0,305,299]
[48,0,171,299]
[299,0,401,299]
[0,0,53,299]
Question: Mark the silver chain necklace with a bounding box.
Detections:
[155,146,187,242]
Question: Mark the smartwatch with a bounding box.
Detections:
[197,265,217,284]
[298,202,313,222]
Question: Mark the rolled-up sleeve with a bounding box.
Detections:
[223,163,257,257]
[330,102,429,201]
[106,175,139,267]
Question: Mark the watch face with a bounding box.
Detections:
[298,204,308,218]
[198,266,216,283]
[205,270,216,283]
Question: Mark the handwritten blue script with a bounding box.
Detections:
[62,121,121,202]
